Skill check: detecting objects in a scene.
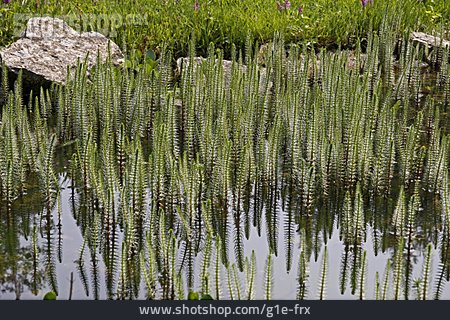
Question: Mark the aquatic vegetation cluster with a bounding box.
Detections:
[0,23,449,299]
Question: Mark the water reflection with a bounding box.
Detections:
[0,173,448,299]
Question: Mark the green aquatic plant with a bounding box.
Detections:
[264,252,273,300]
[421,243,433,300]
[374,272,380,300]
[358,250,368,300]
[141,229,157,299]
[200,234,212,296]
[392,187,406,238]
[232,263,242,300]
[318,246,328,300]
[381,258,391,300]
[89,213,101,300]
[245,251,256,300]
[215,239,221,300]
[31,225,39,295]
[38,134,58,210]
[339,191,352,294]
[76,236,90,297]
[350,184,364,295]
[433,171,449,300]
[393,238,405,300]
[297,241,309,300]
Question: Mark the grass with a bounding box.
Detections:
[0,0,449,58]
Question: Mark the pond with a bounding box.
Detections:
[0,33,449,300]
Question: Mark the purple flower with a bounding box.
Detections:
[194,0,200,12]
[276,1,283,11]
[361,0,369,7]
[2,0,11,4]
[276,0,291,11]
[298,5,303,13]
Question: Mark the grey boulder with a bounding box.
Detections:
[0,17,123,86]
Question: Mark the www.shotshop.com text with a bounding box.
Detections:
[139,304,311,318]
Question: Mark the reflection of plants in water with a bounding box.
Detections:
[0,195,46,298]
[264,251,273,300]
[0,246,44,299]
[318,245,328,300]
[0,16,449,299]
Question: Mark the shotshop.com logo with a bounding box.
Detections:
[12,13,149,38]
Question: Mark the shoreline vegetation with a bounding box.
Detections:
[0,0,449,59]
